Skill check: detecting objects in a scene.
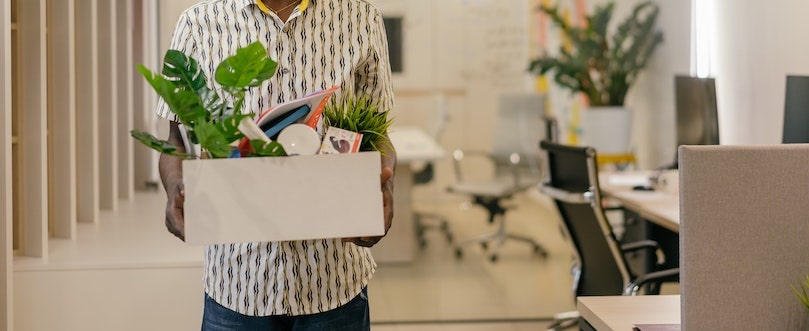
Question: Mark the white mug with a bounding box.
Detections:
[655,170,679,194]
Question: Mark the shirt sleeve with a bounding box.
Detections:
[155,11,198,122]
[355,7,395,114]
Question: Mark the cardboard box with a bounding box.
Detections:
[183,152,384,245]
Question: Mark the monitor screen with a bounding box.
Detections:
[675,75,719,147]
[782,75,809,143]
[383,17,403,73]
[667,76,719,169]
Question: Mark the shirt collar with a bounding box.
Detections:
[242,0,313,14]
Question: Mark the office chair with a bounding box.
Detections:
[538,141,679,330]
[447,93,552,262]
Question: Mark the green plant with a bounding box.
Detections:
[322,95,393,153]
[130,41,286,158]
[793,274,809,313]
[528,1,663,107]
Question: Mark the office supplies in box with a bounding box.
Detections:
[182,151,385,245]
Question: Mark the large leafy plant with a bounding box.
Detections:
[131,41,285,158]
[528,1,663,107]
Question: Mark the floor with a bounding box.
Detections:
[367,188,577,330]
[12,181,589,330]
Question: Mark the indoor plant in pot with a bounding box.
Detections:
[528,0,663,154]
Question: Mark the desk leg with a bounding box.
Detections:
[370,167,416,263]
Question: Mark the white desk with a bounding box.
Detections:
[371,127,445,263]
[578,295,680,331]
[599,172,680,233]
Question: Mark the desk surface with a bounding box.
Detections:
[372,126,444,263]
[600,172,680,233]
[389,126,445,162]
[578,295,680,331]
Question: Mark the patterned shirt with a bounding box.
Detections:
[156,0,394,316]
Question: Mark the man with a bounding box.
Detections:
[156,0,395,329]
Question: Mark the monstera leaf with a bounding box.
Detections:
[132,41,280,159]
[215,42,278,95]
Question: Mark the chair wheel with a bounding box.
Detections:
[454,248,463,259]
[480,242,488,250]
[445,233,453,243]
[489,254,498,263]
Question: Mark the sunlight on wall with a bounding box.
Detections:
[692,0,716,78]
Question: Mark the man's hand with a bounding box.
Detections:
[343,166,394,247]
[160,121,187,241]
[165,180,186,241]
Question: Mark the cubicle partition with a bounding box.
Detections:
[680,144,809,329]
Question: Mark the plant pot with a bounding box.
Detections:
[579,106,632,154]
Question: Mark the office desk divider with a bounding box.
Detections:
[679,144,809,330]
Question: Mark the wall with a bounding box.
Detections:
[713,0,809,145]
[622,0,692,167]
[14,267,203,331]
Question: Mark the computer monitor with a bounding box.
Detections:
[675,75,719,146]
[782,75,809,143]
[667,76,719,169]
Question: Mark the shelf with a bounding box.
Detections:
[11,136,18,145]
[10,22,16,31]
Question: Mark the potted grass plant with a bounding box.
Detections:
[528,0,663,153]
[794,275,809,314]
[322,95,393,154]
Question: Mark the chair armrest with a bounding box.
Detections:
[539,184,593,204]
[620,240,659,253]
[449,149,497,182]
[451,149,539,189]
[623,267,680,296]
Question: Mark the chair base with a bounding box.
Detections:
[546,311,579,331]
[453,216,548,262]
[414,211,453,248]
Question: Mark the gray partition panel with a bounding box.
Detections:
[679,144,809,329]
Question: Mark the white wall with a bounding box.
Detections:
[713,0,809,145]
[15,267,203,331]
[622,0,692,167]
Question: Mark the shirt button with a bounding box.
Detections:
[280,68,290,75]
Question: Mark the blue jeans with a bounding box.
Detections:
[201,288,370,331]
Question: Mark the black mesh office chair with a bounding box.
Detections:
[538,141,679,330]
[447,93,553,262]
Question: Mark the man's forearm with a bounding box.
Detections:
[160,121,187,192]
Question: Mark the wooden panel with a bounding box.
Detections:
[47,0,77,239]
[97,0,117,210]
[74,0,99,223]
[116,0,134,199]
[18,0,48,258]
[9,0,17,252]
[1,0,14,327]
[132,0,159,191]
